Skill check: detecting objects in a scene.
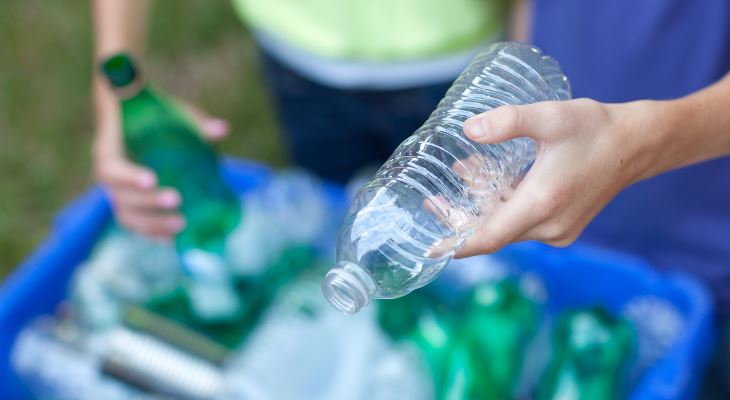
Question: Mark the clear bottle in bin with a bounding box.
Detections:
[226,171,328,278]
[322,42,571,314]
[70,228,181,330]
[11,317,153,400]
[13,317,234,400]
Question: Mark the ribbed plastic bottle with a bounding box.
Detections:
[322,42,571,314]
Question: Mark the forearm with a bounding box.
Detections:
[643,73,730,179]
[92,0,149,157]
[507,0,531,42]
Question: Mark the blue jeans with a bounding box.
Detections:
[261,52,452,183]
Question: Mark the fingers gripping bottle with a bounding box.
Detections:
[101,54,242,322]
[322,42,571,314]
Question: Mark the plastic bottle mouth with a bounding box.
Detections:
[322,262,374,315]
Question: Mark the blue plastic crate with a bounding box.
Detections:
[0,158,715,399]
[498,242,716,400]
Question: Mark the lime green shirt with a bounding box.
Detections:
[232,0,507,62]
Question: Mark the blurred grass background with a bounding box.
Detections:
[0,1,284,279]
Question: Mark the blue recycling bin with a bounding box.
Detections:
[0,158,716,399]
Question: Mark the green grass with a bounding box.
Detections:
[0,1,284,279]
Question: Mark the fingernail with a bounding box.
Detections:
[138,173,156,189]
[158,191,181,208]
[204,119,229,138]
[464,117,487,139]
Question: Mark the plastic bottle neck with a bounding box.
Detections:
[321,261,376,314]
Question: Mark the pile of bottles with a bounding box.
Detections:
[14,246,661,400]
[12,167,350,400]
[375,256,643,400]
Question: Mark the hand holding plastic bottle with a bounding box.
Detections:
[321,44,730,314]
[456,99,658,254]
[458,70,730,257]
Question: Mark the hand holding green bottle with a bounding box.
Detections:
[100,54,243,321]
[93,62,230,239]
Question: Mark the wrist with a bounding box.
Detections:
[619,100,678,182]
[643,96,716,177]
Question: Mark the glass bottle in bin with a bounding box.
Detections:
[377,291,454,397]
[439,278,540,400]
[101,54,242,322]
[537,307,635,400]
[461,279,540,399]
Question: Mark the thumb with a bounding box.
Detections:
[179,101,230,141]
[463,102,562,144]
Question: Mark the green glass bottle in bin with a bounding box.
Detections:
[377,292,454,397]
[413,309,455,397]
[437,338,468,400]
[101,53,242,322]
[537,307,635,400]
[443,279,540,400]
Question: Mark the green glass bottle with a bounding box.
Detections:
[378,278,541,400]
[377,290,454,398]
[412,308,455,399]
[442,279,540,400]
[537,307,635,400]
[440,337,481,400]
[101,53,242,322]
[377,290,425,341]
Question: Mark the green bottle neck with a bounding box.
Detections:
[111,77,147,102]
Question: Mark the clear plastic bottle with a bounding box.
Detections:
[322,42,571,314]
[70,228,182,330]
[226,274,393,400]
[13,317,227,400]
[226,170,329,277]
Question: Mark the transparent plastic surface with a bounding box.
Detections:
[622,296,685,381]
[225,271,431,400]
[323,42,571,314]
[226,171,329,277]
[70,228,182,330]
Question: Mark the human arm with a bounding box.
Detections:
[91,0,228,238]
[507,0,531,42]
[456,72,730,257]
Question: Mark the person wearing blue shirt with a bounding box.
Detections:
[459,0,730,397]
